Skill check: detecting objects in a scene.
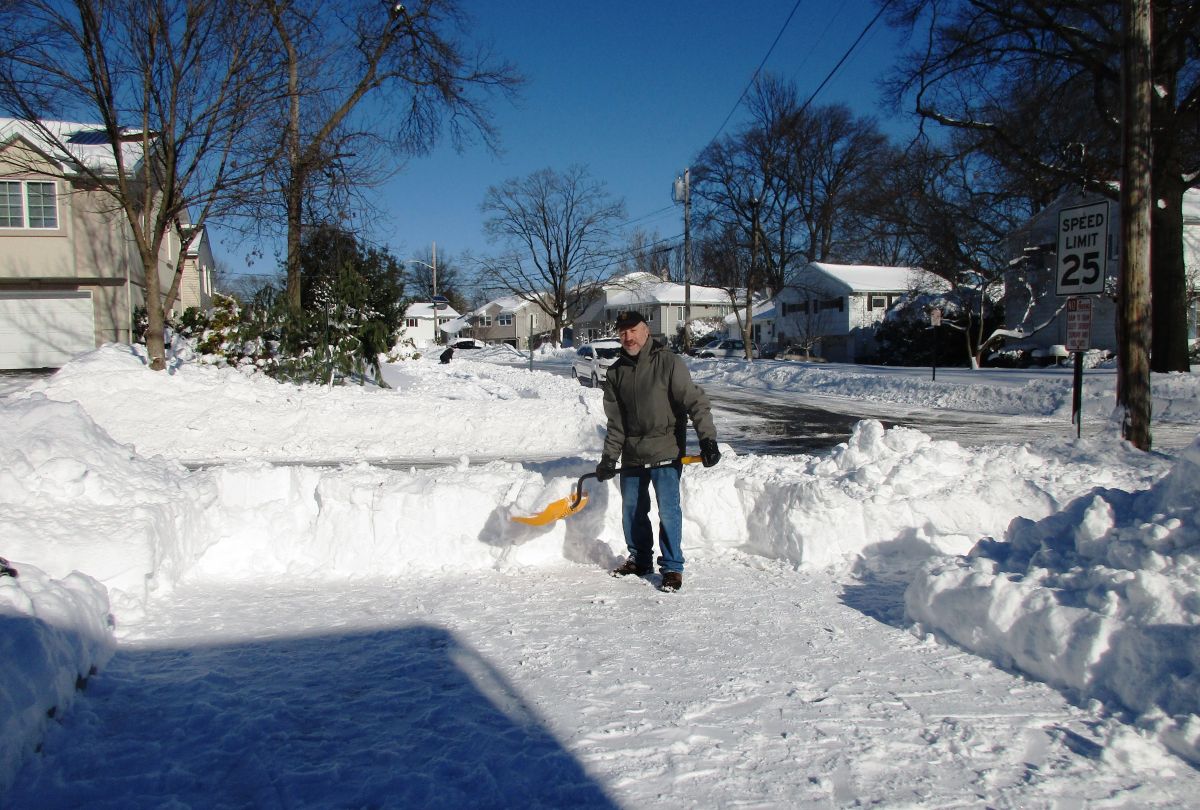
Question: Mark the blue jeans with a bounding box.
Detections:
[620,463,684,573]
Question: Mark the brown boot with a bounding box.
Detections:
[611,558,651,576]
[660,571,683,591]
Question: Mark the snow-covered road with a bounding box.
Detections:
[10,555,1196,808]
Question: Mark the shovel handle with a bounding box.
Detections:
[570,455,703,507]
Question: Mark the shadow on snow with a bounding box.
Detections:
[8,623,617,810]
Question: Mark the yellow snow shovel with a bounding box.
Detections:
[511,456,702,526]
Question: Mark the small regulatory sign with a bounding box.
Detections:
[1065,296,1093,352]
[1056,201,1109,296]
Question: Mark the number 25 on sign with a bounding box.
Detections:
[1056,200,1109,296]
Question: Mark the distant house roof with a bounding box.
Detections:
[793,262,947,295]
[0,117,147,177]
[405,301,461,319]
[604,272,731,306]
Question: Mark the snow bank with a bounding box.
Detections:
[19,344,605,463]
[685,420,1166,570]
[907,435,1200,763]
[0,396,216,616]
[0,563,114,794]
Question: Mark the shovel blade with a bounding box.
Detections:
[511,493,590,525]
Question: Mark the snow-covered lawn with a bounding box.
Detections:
[2,343,1199,806]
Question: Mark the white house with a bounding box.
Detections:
[724,299,777,346]
[571,272,735,344]
[402,300,460,349]
[1003,188,1199,356]
[771,262,947,363]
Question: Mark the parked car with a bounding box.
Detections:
[572,339,622,386]
[775,344,826,362]
[448,338,483,350]
[696,339,759,359]
[686,338,723,357]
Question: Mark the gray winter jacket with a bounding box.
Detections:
[601,340,717,465]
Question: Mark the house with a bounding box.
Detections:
[571,272,735,344]
[402,300,461,349]
[1003,189,1200,356]
[0,117,208,369]
[724,299,777,347]
[771,262,946,363]
[467,295,553,348]
[176,225,216,312]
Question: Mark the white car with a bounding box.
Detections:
[696,339,759,359]
[572,339,622,387]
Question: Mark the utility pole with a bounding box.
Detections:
[674,169,692,351]
[1119,0,1153,451]
[746,196,762,361]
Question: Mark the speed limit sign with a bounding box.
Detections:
[1056,201,1109,296]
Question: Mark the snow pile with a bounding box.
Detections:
[0,395,215,615]
[189,458,596,580]
[684,420,1167,569]
[0,563,114,794]
[19,344,605,463]
[907,434,1200,762]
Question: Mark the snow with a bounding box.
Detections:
[2,341,1200,805]
[800,262,947,293]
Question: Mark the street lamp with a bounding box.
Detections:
[405,244,444,344]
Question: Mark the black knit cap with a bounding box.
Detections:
[615,310,647,330]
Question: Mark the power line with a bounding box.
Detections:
[709,0,806,145]
[795,0,894,117]
[602,2,895,279]
[612,1,807,253]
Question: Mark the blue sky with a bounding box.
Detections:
[219,1,914,279]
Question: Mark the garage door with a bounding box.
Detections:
[0,290,95,369]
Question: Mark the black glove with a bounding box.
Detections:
[595,457,618,481]
[699,439,721,468]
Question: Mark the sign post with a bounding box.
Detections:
[1056,202,1107,439]
[929,308,941,381]
[1065,296,1094,438]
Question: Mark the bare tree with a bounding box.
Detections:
[479,165,625,343]
[253,0,522,314]
[0,0,275,370]
[405,245,470,313]
[885,0,1199,373]
[615,228,674,280]
[695,223,764,358]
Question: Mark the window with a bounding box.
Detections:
[0,180,58,229]
[406,318,418,328]
[677,306,684,320]
[497,313,513,326]
[479,315,492,327]
[868,295,886,311]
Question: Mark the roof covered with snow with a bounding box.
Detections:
[0,117,147,177]
[798,262,944,294]
[603,272,732,306]
[404,301,461,319]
